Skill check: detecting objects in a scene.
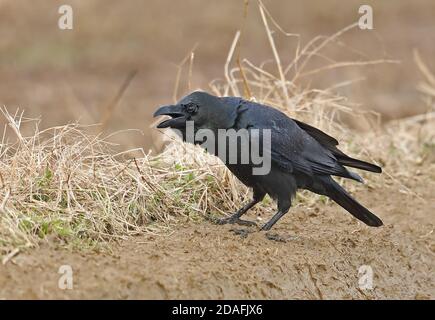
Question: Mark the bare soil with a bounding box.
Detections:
[0,179,433,299]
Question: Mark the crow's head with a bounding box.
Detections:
[153,91,238,131]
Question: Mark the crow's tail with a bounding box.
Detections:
[337,155,382,173]
[320,176,383,227]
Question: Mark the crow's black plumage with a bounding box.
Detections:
[154,91,383,231]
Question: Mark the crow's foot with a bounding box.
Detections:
[216,216,257,227]
[265,232,297,242]
[230,228,255,238]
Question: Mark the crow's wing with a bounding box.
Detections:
[235,101,360,180]
[269,127,350,178]
[292,119,339,147]
[292,119,381,173]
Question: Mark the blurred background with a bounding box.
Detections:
[0,0,434,151]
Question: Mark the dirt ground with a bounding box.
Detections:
[1,175,433,300]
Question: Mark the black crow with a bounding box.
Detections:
[154,91,383,231]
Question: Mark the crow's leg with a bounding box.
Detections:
[217,190,265,227]
[260,198,291,231]
[217,199,259,226]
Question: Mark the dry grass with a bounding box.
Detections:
[0,1,434,257]
[0,109,237,255]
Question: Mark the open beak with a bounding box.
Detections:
[153,104,187,129]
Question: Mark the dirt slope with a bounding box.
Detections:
[0,180,433,300]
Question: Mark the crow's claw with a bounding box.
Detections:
[266,232,298,242]
[265,232,290,242]
[217,216,257,227]
[230,228,254,238]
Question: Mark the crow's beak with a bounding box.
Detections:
[153,104,187,129]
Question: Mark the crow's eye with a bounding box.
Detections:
[185,103,198,114]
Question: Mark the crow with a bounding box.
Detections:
[154,91,383,231]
